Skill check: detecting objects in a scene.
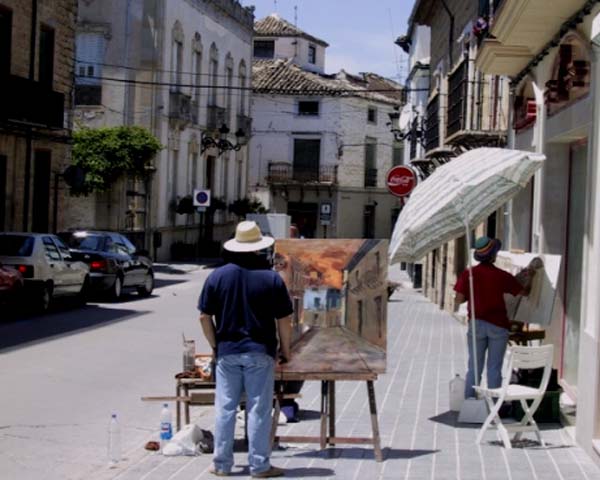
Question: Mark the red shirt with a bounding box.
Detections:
[454,263,523,330]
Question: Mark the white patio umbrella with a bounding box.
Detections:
[388,147,545,410]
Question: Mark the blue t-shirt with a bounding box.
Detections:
[198,263,294,358]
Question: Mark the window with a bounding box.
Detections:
[298,100,319,116]
[222,156,229,201]
[357,300,363,335]
[308,45,316,64]
[119,235,137,255]
[239,60,247,115]
[367,107,377,124]
[293,139,320,182]
[0,6,12,76]
[75,32,106,105]
[39,25,55,88]
[364,138,377,187]
[171,22,184,91]
[393,141,403,166]
[53,236,72,260]
[43,236,61,261]
[225,54,233,125]
[192,33,202,112]
[254,40,274,59]
[209,43,218,106]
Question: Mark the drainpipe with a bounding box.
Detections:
[531,81,545,253]
[22,0,38,231]
[440,0,454,67]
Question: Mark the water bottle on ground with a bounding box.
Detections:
[449,374,466,411]
[108,413,121,465]
[160,404,173,451]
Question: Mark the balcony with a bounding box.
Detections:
[169,91,192,123]
[207,105,226,130]
[476,0,588,75]
[0,74,64,129]
[364,168,377,188]
[445,60,507,148]
[267,163,338,185]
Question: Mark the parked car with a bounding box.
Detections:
[0,262,24,304]
[58,230,154,300]
[0,233,90,312]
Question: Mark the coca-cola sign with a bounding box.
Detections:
[386,166,417,197]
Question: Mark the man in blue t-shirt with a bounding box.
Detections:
[198,221,293,478]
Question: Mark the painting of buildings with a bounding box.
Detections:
[275,239,388,375]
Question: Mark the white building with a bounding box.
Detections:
[74,0,254,259]
[249,14,404,239]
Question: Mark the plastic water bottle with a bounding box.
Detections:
[160,404,172,451]
[449,374,466,411]
[108,413,121,465]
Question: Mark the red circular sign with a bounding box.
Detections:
[386,166,418,197]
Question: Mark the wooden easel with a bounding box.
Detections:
[271,373,383,462]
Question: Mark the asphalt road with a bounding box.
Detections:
[0,264,215,480]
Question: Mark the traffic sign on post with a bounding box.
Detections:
[386,166,418,197]
[193,189,211,207]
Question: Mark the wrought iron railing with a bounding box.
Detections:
[267,163,338,184]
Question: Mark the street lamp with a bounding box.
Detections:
[201,124,247,155]
[387,109,425,146]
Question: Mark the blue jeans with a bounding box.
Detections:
[213,352,275,475]
[465,320,510,398]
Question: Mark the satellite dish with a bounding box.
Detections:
[398,104,412,131]
[63,165,85,189]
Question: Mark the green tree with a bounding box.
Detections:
[72,126,162,194]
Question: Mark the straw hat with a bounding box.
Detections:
[223,221,274,252]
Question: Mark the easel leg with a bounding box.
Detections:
[320,381,329,450]
[270,388,281,447]
[328,381,336,446]
[367,381,383,462]
[184,385,190,426]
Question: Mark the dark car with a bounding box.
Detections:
[58,231,154,300]
[0,262,24,304]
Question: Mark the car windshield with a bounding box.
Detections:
[65,233,104,251]
[0,235,35,257]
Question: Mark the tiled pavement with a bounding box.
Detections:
[92,266,600,480]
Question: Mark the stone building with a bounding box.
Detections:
[249,14,404,239]
[74,0,254,259]
[0,0,77,233]
[476,0,600,465]
[401,0,510,310]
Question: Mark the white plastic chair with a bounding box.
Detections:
[474,344,554,448]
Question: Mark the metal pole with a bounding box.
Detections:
[465,221,479,389]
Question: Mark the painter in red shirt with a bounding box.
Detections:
[454,237,527,398]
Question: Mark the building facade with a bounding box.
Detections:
[75,0,254,259]
[402,0,510,310]
[0,0,77,233]
[477,0,600,465]
[249,14,404,240]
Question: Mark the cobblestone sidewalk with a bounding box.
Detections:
[92,267,600,480]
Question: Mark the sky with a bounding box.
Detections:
[241,0,413,82]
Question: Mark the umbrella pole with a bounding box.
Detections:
[464,223,479,391]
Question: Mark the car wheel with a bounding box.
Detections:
[38,282,53,313]
[109,275,123,301]
[137,271,154,297]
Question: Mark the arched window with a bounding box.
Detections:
[209,43,219,107]
[225,53,234,126]
[513,78,537,131]
[545,33,590,115]
[238,60,247,116]
[191,33,203,110]
[171,21,184,91]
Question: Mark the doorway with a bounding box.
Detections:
[32,150,51,233]
[288,202,317,238]
[0,155,6,230]
[561,142,587,395]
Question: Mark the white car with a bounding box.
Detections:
[0,233,90,312]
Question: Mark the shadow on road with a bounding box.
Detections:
[0,304,148,351]
[288,446,438,461]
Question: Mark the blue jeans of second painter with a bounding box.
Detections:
[213,352,275,475]
[465,319,510,398]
